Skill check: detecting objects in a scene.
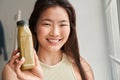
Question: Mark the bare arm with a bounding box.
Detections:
[2,64,19,80]
[71,56,94,80]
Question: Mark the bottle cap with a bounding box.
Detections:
[17,20,28,27]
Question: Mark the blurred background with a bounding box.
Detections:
[0,0,120,80]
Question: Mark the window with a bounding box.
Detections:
[105,0,120,80]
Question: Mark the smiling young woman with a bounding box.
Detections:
[2,0,94,80]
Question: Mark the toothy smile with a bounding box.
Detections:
[48,40,59,42]
[46,38,62,44]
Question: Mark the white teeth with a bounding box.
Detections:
[48,40,59,43]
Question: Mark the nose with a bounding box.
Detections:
[50,26,60,37]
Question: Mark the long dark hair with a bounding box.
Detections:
[29,0,86,79]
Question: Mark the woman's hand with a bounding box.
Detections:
[8,49,43,80]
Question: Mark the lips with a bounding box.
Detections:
[46,38,62,44]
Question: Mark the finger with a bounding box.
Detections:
[15,57,25,75]
[11,49,19,58]
[34,50,40,66]
[15,58,19,64]
[32,52,43,78]
[9,53,20,65]
[9,49,19,63]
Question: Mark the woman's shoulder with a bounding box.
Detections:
[80,56,94,80]
[2,64,18,80]
[68,56,94,80]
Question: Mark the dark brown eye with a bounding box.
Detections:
[60,24,68,27]
[41,22,51,27]
[43,23,50,25]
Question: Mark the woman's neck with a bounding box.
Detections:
[37,49,63,65]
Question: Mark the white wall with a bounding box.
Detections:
[0,0,112,80]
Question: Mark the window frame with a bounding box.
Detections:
[105,0,120,80]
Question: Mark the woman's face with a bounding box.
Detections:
[36,6,70,52]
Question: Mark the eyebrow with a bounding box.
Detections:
[59,20,69,23]
[40,18,69,23]
[41,19,52,22]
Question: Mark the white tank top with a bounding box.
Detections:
[39,54,77,80]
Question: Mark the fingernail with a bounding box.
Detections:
[16,53,20,56]
[21,57,25,61]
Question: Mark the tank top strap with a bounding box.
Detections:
[62,54,78,80]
